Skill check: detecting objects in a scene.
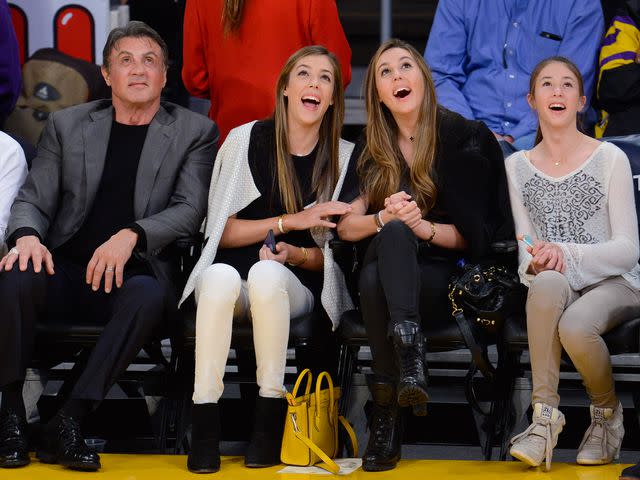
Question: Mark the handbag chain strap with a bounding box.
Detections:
[448,284,464,317]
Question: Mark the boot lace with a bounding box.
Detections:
[578,414,609,460]
[57,416,91,455]
[368,405,393,453]
[510,416,554,471]
[399,346,424,378]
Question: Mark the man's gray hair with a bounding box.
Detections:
[102,21,169,71]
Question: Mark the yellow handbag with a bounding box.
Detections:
[281,369,358,474]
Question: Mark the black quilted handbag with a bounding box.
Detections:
[449,262,523,381]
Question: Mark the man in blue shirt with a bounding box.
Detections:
[424,0,604,149]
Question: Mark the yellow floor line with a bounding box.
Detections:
[0,455,631,480]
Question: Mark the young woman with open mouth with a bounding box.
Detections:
[507,56,640,471]
[179,45,354,474]
[337,39,512,472]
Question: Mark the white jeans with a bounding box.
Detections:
[192,260,315,403]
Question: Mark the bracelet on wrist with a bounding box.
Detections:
[287,246,308,267]
[375,210,385,232]
[277,214,289,234]
[425,220,436,244]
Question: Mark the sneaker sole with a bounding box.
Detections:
[510,449,542,468]
[576,457,613,466]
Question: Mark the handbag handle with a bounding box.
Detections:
[290,428,340,474]
[288,415,359,474]
[313,371,335,430]
[291,368,313,399]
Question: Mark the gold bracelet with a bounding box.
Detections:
[277,214,288,234]
[425,220,436,244]
[288,246,308,267]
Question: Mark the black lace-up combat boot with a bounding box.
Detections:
[393,321,429,416]
[362,379,402,472]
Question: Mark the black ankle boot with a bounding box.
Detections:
[187,403,221,473]
[0,410,29,468]
[393,321,429,415]
[244,397,287,468]
[36,414,100,471]
[362,379,402,472]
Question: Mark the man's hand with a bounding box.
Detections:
[86,228,138,293]
[0,235,54,274]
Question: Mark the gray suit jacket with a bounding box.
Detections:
[7,99,218,299]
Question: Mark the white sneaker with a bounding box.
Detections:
[510,403,565,471]
[576,402,624,465]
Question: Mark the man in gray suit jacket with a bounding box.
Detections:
[0,22,217,471]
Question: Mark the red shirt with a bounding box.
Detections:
[183,0,352,143]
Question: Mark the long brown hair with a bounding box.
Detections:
[529,56,585,146]
[221,0,245,36]
[358,39,438,214]
[273,46,345,214]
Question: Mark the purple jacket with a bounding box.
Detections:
[0,0,21,124]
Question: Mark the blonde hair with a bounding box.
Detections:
[358,39,438,214]
[221,0,245,36]
[273,45,345,214]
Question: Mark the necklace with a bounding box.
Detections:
[554,160,560,166]
[409,136,414,142]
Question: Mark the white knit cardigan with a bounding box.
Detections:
[179,121,356,329]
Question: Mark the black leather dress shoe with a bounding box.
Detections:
[36,414,100,471]
[0,411,30,468]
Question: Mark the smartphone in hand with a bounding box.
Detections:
[520,234,535,249]
[264,229,277,254]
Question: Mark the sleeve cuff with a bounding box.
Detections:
[517,252,535,288]
[128,223,147,253]
[7,227,42,249]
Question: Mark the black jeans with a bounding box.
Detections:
[0,257,168,401]
[359,221,458,380]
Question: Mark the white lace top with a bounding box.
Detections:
[505,141,640,291]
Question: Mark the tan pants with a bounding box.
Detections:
[526,271,640,408]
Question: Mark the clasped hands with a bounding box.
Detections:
[0,229,139,293]
[382,191,422,230]
[518,235,566,274]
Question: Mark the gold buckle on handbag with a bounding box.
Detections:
[290,413,300,433]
